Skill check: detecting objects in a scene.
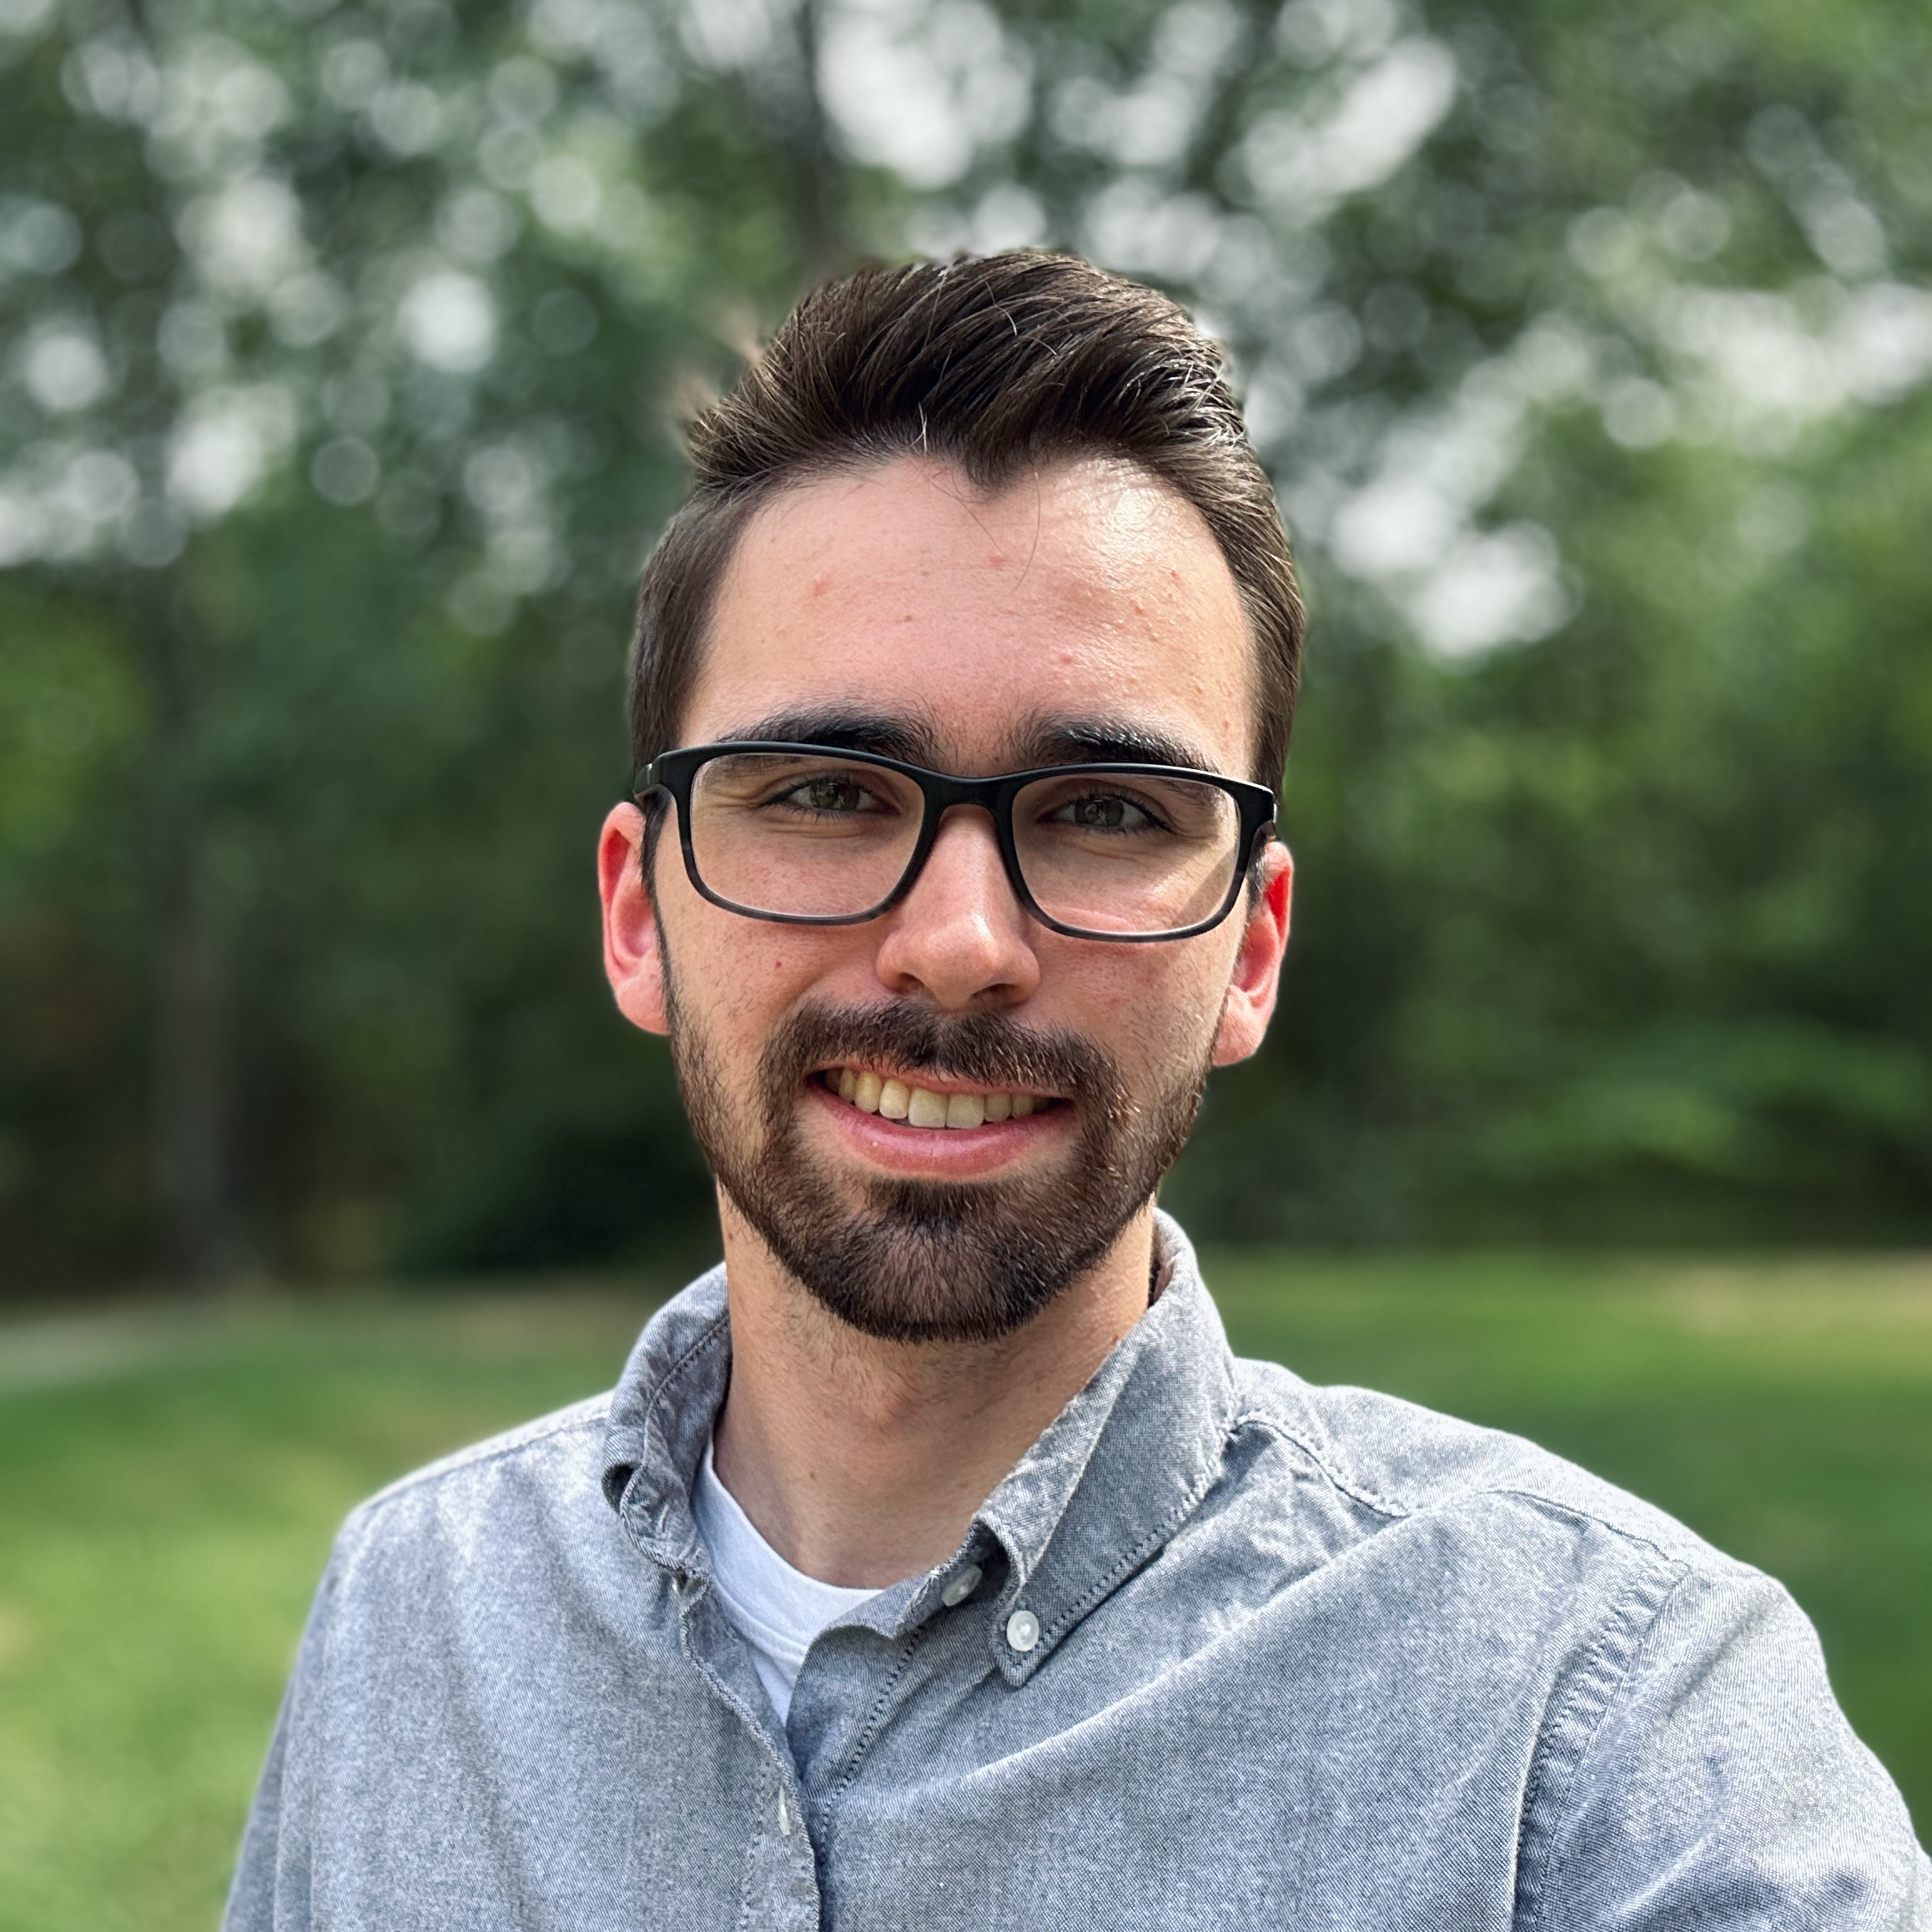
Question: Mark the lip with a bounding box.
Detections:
[804,1077,1071,1180]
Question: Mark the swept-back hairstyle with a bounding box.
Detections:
[628,250,1305,790]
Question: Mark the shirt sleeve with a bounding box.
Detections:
[221,1552,340,1932]
[1517,1562,1932,1929]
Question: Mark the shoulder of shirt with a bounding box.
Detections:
[337,1390,616,1538]
[1223,1354,1754,1582]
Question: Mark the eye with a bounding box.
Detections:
[772,772,889,816]
[1049,790,1165,833]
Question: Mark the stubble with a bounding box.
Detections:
[666,982,1208,1345]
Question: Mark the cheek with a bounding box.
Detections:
[1064,948,1232,1069]
[668,912,873,1046]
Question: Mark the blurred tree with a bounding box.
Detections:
[0,0,828,1280]
[1146,0,1932,1240]
[0,0,1928,1291]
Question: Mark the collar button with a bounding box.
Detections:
[941,1564,983,1607]
[1004,1607,1040,1653]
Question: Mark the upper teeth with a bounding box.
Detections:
[835,1068,1040,1128]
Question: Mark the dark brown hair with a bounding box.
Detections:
[628,250,1305,790]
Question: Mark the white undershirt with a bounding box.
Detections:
[691,1438,882,1722]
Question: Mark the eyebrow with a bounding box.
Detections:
[717,707,940,765]
[707,707,1219,777]
[1015,717,1220,775]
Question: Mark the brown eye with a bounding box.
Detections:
[790,777,869,813]
[1050,792,1162,833]
[762,769,898,818]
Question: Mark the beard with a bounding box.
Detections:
[665,979,1210,1346]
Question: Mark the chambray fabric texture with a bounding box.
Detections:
[225,1215,1931,1930]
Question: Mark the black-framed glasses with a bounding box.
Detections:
[634,742,1277,943]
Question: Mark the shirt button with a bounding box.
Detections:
[941,1564,983,1607]
[1005,1607,1040,1653]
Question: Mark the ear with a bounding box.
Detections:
[599,803,670,1037]
[1210,841,1292,1068]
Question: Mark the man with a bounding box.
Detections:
[227,252,1928,1929]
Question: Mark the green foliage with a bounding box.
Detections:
[1178,380,1932,1240]
[1,0,1929,1282]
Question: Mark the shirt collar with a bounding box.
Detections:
[599,1212,1240,1680]
[600,1262,732,1572]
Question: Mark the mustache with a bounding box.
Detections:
[759,1000,1126,1118]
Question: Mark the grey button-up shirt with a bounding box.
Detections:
[226,1217,1930,1929]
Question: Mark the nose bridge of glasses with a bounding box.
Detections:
[903,763,1009,848]
[880,781,1029,931]
[915,788,1021,893]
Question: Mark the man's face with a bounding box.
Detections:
[602,455,1290,1342]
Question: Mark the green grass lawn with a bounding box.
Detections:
[1,1251,1927,1929]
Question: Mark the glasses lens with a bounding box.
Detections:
[1013,772,1242,936]
[687,752,923,918]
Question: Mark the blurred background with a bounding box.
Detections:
[2,0,1929,1919]
[3,0,1929,1284]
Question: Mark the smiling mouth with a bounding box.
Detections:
[817,1066,1062,1130]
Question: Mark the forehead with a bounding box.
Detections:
[683,455,1256,775]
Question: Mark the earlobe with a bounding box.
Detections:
[1210,842,1292,1068]
[598,804,671,1037]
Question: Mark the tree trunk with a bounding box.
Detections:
[754,0,843,279]
[787,0,839,274]
[138,588,241,1285]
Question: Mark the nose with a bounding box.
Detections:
[872,806,1042,1011]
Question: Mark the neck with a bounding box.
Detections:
[709,1195,1158,1588]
